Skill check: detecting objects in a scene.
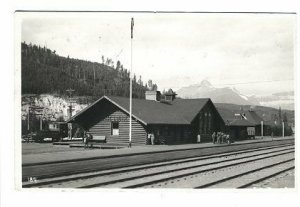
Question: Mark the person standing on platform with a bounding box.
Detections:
[83,131,88,148]
[84,131,91,149]
[151,132,155,145]
[147,133,152,145]
[216,132,220,144]
[226,134,231,144]
[220,132,224,144]
[212,132,216,144]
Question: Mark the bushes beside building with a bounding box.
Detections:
[265,124,293,137]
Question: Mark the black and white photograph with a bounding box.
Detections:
[16,11,296,189]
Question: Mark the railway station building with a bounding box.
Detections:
[67,91,226,145]
[218,109,265,140]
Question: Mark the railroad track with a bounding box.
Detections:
[23,143,294,188]
[22,139,294,181]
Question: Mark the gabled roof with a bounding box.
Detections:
[244,110,264,125]
[229,119,255,127]
[215,107,264,126]
[215,107,236,124]
[67,96,213,125]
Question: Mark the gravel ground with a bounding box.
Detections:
[249,169,295,188]
[22,143,91,155]
[35,146,293,188]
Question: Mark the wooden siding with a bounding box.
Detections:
[191,101,225,143]
[147,124,191,145]
[74,98,225,145]
[85,100,147,145]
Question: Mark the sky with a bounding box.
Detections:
[21,12,296,96]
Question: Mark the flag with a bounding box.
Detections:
[131,18,134,39]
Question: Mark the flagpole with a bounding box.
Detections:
[129,18,134,148]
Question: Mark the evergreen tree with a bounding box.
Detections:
[278,107,282,123]
[283,112,288,123]
[148,80,153,90]
[21,42,155,99]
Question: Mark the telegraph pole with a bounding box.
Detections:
[261,121,264,138]
[27,106,30,132]
[282,121,285,137]
[66,89,75,140]
[93,63,95,87]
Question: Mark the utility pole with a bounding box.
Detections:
[129,17,134,148]
[27,106,30,132]
[66,89,75,140]
[282,121,285,137]
[261,121,263,138]
[40,115,43,130]
[93,63,95,87]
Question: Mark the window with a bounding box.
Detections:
[111,122,119,136]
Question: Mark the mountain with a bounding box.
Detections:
[257,91,294,111]
[177,80,260,105]
[177,80,293,110]
[21,42,156,99]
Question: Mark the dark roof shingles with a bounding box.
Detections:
[229,119,255,126]
[108,96,209,125]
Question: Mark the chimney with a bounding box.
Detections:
[145,90,161,101]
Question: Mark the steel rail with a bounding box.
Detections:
[82,150,294,188]
[237,166,295,188]
[194,160,294,188]
[23,144,294,188]
[22,143,294,185]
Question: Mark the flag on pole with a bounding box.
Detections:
[131,18,134,39]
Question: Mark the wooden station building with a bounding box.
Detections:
[218,109,265,140]
[67,91,225,145]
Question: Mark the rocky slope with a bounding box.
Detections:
[22,94,88,122]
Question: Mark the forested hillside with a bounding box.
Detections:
[21,42,157,99]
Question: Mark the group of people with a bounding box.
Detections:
[212,132,232,144]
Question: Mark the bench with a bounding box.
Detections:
[89,135,106,144]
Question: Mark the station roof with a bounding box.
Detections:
[245,110,264,125]
[215,107,264,126]
[229,119,256,127]
[67,95,222,125]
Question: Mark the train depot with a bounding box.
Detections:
[67,90,265,145]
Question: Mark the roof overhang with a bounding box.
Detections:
[66,96,148,126]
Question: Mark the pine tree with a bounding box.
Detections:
[278,107,282,123]
[148,80,153,90]
[283,112,288,123]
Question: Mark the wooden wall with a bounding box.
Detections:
[78,99,147,145]
[191,101,225,143]
[73,98,225,145]
[148,124,191,145]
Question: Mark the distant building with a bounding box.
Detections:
[218,108,265,140]
[67,91,225,145]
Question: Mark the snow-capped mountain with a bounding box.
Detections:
[177,80,256,105]
[177,80,295,109]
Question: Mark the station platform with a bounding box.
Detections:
[22,136,294,166]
